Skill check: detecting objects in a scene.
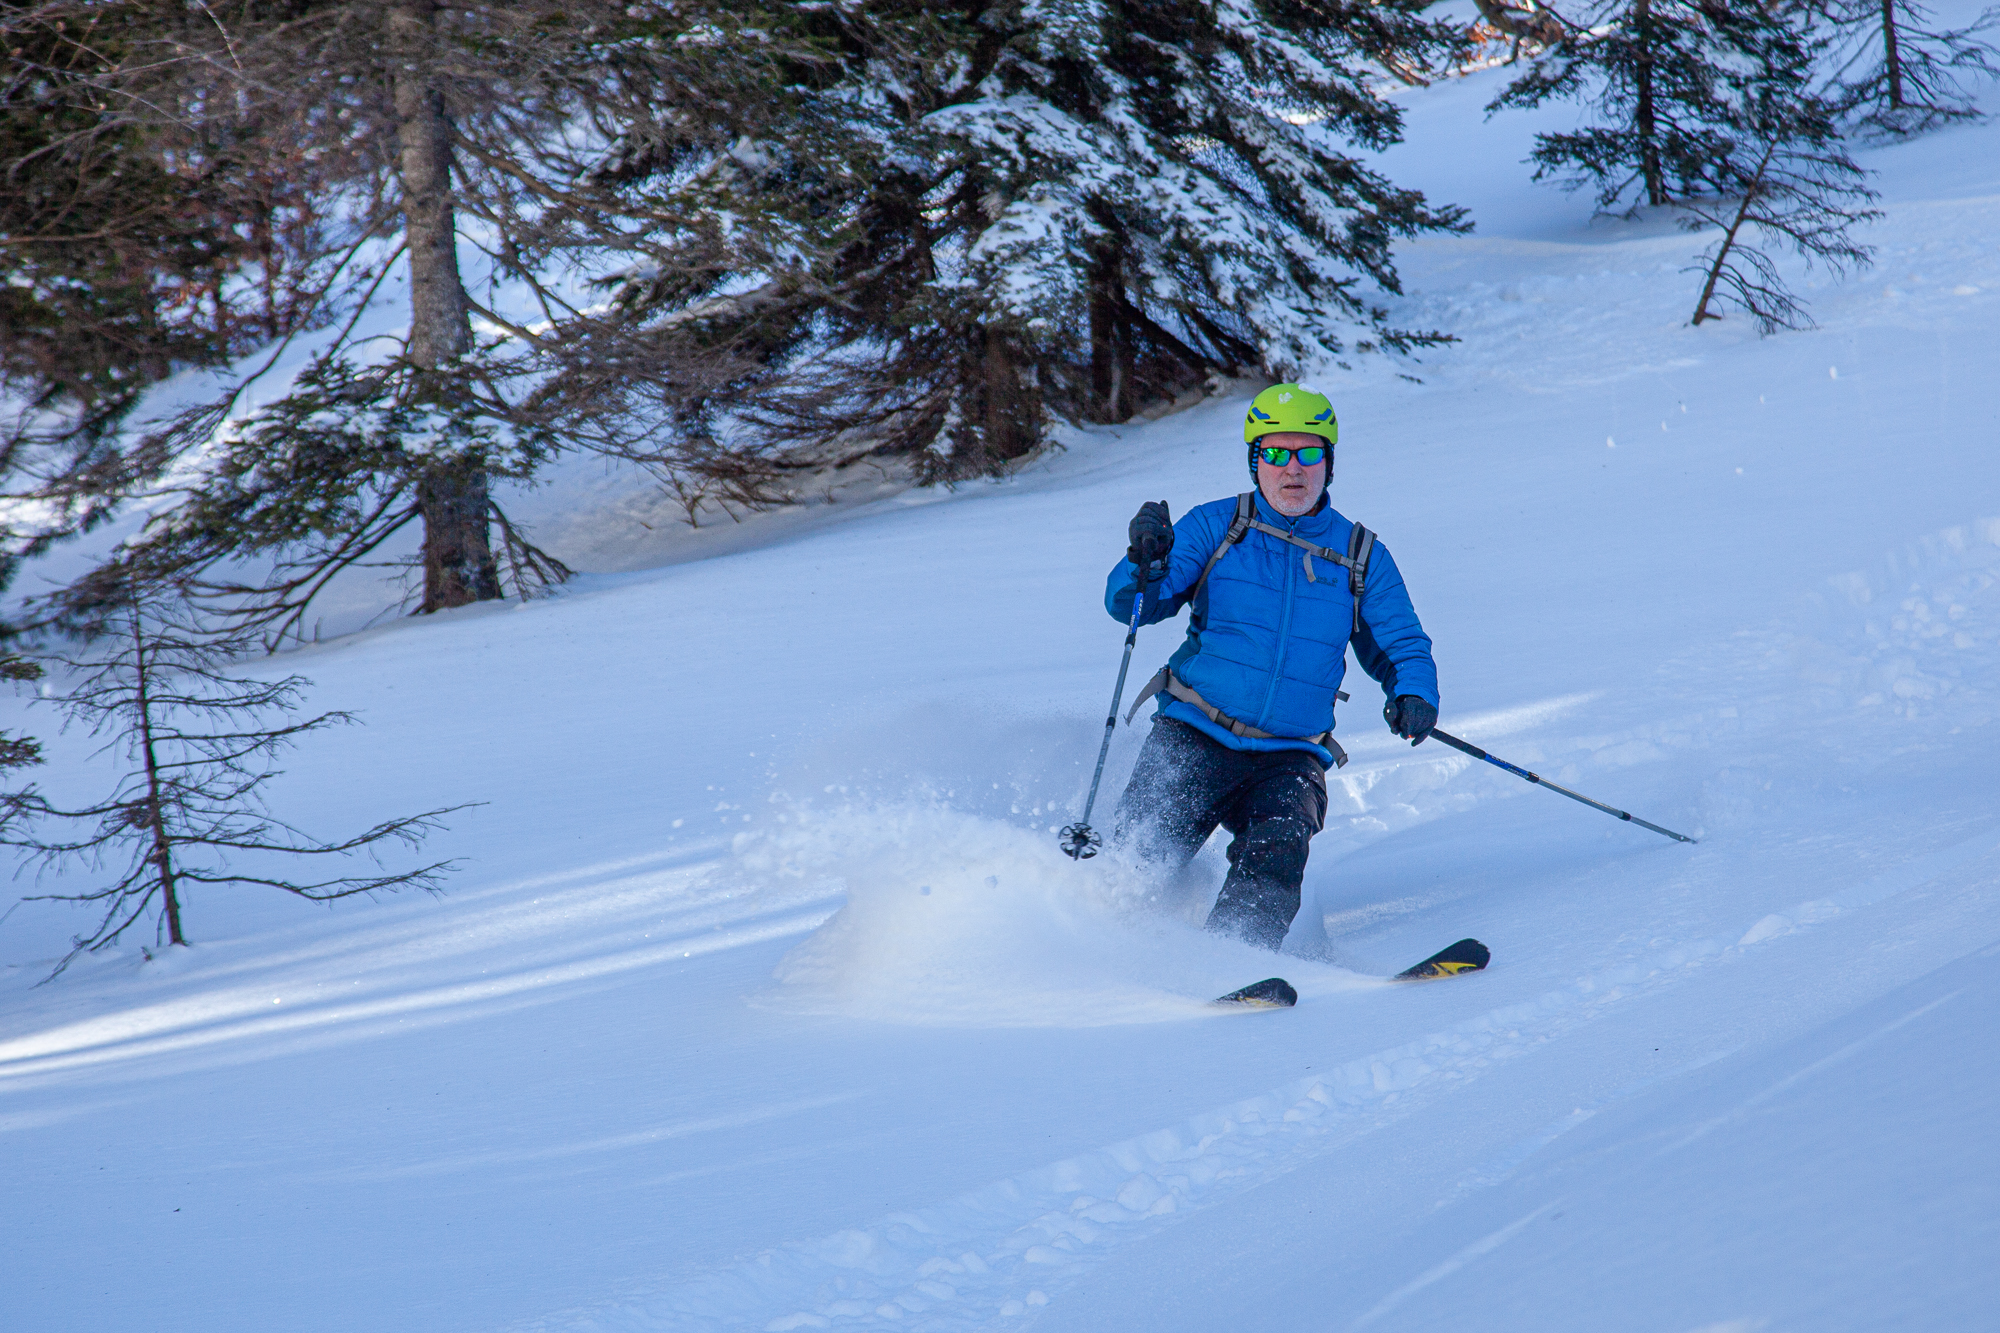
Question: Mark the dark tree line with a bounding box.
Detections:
[1,1,1478,644]
[0,4,329,457]
[5,0,1992,642]
[2,0,825,637]
[643,1,1472,482]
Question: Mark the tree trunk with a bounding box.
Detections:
[1689,141,1775,326]
[130,615,186,946]
[1088,246,1132,422]
[980,327,1037,464]
[1634,0,1664,206]
[1881,0,1905,107]
[388,0,467,370]
[386,0,500,611]
[418,461,503,607]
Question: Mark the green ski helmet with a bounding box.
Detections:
[1243,382,1338,446]
[1243,382,1336,479]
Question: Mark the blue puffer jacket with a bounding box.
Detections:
[1105,491,1438,768]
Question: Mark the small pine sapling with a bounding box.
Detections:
[1684,96,1880,332]
[5,590,467,979]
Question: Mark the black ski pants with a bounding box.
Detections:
[1111,717,1328,950]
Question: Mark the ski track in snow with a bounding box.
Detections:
[511,823,1999,1333]
[0,866,841,1085]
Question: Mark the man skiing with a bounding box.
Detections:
[1105,382,1440,951]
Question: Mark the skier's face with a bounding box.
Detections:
[1255,433,1328,517]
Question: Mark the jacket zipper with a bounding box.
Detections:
[1256,519,1299,729]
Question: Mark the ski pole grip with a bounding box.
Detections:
[1430,729,1483,760]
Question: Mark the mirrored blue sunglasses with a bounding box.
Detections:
[1258,445,1326,467]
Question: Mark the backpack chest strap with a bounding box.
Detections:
[1244,517,1376,634]
[1243,518,1358,577]
[1186,495,1378,635]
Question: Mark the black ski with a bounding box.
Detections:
[1391,938,1490,981]
[1213,977,1298,1008]
[1212,939,1489,1008]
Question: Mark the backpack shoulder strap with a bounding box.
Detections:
[1346,521,1376,636]
[1127,496,1255,723]
[1189,492,1255,608]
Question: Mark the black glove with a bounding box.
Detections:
[1384,695,1437,746]
[1127,500,1174,568]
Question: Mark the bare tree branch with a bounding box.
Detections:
[5,586,470,980]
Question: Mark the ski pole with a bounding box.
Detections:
[1429,728,1696,844]
[1060,568,1151,860]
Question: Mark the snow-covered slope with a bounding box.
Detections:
[5,58,2000,1333]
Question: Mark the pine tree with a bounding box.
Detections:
[1487,0,1799,212]
[100,358,568,645]
[1819,0,2000,134]
[593,1,1469,483]
[5,1,815,636]
[1683,81,1880,331]
[0,2,330,511]
[3,585,463,980]
[1485,2,1879,332]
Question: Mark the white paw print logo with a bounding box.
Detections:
[1277,391,1293,404]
